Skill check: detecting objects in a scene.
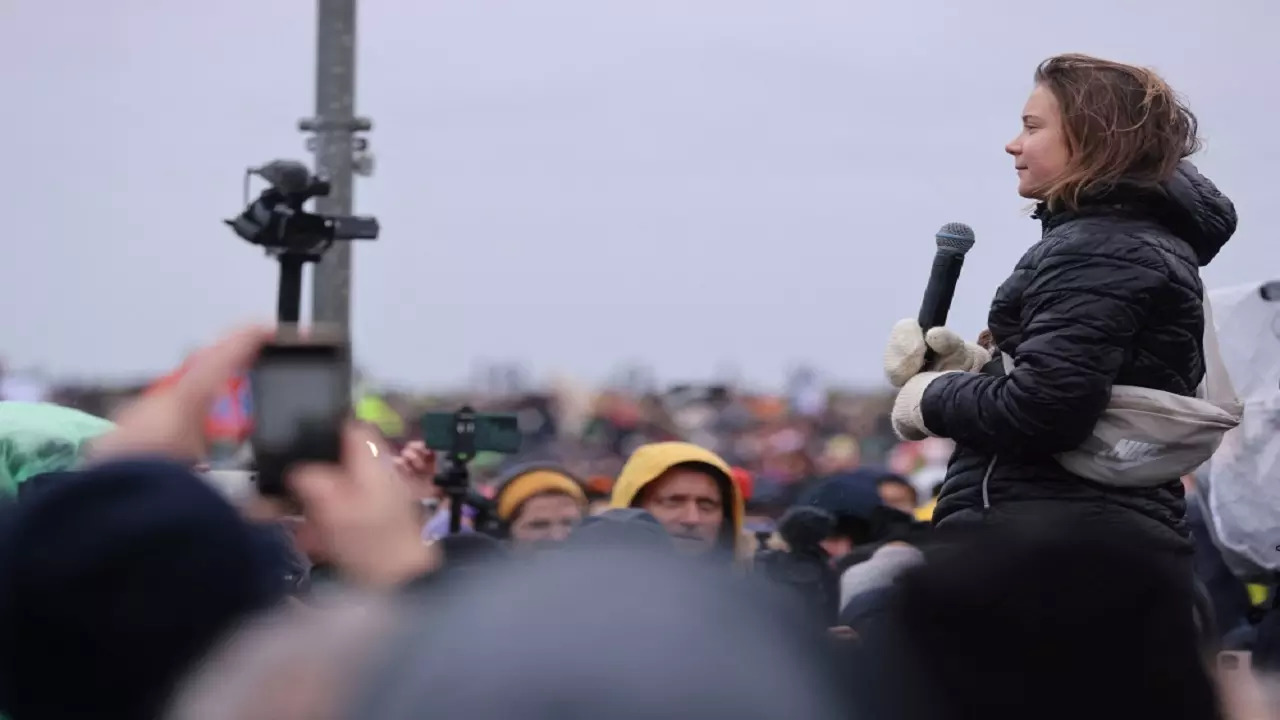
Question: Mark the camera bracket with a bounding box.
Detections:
[225,160,380,324]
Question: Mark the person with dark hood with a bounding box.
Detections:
[490,463,587,553]
[883,53,1238,562]
[0,460,283,719]
[610,441,745,562]
[859,520,1221,720]
[794,471,931,631]
[800,468,919,566]
[753,505,841,628]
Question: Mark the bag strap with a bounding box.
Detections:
[1199,289,1242,414]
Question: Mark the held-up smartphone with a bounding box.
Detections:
[420,411,522,455]
[250,332,351,497]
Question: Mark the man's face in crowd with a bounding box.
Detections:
[877,480,918,515]
[641,468,724,554]
[509,493,583,548]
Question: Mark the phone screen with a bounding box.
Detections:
[420,411,522,454]
[251,342,349,496]
[253,360,345,449]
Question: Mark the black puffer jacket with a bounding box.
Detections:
[922,161,1237,553]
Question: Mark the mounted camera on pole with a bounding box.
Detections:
[224,160,379,325]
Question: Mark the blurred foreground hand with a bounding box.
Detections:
[290,425,440,590]
[90,326,273,463]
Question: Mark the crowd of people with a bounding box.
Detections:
[24,369,952,524]
[0,52,1277,719]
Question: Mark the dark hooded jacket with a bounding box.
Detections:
[923,161,1238,553]
[0,459,281,719]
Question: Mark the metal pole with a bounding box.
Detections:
[304,0,363,331]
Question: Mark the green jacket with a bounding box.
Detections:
[0,401,115,497]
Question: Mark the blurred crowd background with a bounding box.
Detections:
[0,362,950,524]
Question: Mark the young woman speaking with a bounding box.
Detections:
[883,54,1238,561]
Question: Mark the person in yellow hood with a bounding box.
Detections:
[611,442,743,559]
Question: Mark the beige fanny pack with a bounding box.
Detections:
[1004,292,1243,488]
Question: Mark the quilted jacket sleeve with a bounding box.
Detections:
[919,230,1170,456]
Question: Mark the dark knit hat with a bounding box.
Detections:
[799,469,884,520]
[564,508,674,552]
[0,459,282,719]
[438,532,509,568]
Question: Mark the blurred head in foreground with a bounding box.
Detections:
[168,599,393,720]
[358,546,848,719]
[174,546,850,720]
[864,519,1220,720]
[0,460,281,719]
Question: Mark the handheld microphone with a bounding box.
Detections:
[919,222,976,364]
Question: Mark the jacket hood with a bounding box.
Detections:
[1037,160,1237,267]
[1155,160,1237,266]
[610,442,744,556]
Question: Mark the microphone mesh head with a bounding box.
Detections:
[936,222,976,254]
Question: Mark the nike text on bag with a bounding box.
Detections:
[1015,292,1242,487]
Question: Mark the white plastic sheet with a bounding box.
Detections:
[1204,281,1280,579]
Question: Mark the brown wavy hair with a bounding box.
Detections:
[1034,54,1201,211]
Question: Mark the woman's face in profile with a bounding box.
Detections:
[1006,84,1070,200]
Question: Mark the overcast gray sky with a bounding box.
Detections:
[1,0,1276,390]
